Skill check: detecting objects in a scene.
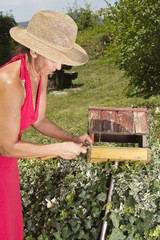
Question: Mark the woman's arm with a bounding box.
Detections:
[33,76,92,145]
[0,73,86,160]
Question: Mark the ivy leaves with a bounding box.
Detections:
[19,158,110,239]
[19,140,160,239]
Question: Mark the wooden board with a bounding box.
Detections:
[87,146,150,163]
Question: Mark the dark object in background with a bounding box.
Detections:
[100,32,112,46]
[48,65,78,89]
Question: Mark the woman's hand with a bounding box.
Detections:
[57,141,87,160]
[72,133,93,146]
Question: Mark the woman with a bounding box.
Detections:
[0,10,92,240]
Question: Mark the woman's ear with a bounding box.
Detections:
[30,50,38,58]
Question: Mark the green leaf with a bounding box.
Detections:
[129,216,136,224]
[37,235,43,240]
[110,212,121,228]
[69,219,81,233]
[84,218,92,229]
[109,228,125,240]
[27,220,33,231]
[96,192,107,202]
[78,230,86,239]
[140,210,153,230]
[91,206,101,218]
[157,213,160,223]
[91,227,99,238]
[25,236,35,240]
[66,192,74,202]
[53,231,63,240]
[62,224,72,238]
[43,235,49,240]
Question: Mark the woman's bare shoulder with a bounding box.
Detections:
[0,60,25,106]
[0,60,21,88]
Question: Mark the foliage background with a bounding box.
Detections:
[0,11,17,66]
[104,0,160,96]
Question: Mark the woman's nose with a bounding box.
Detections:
[56,63,61,70]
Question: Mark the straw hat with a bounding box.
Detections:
[10,10,88,66]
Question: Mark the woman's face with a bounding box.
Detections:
[34,53,62,76]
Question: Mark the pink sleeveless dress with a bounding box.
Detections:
[0,54,42,240]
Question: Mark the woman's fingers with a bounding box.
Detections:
[80,146,87,154]
[59,142,87,159]
[42,143,88,161]
[72,134,92,145]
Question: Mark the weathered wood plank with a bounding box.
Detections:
[88,107,149,136]
[102,110,117,132]
[117,111,134,134]
[133,111,149,134]
[88,109,101,132]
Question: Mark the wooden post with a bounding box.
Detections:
[90,133,94,144]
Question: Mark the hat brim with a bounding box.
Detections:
[10,26,88,66]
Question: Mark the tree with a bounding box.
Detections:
[105,0,160,96]
[66,1,100,31]
[0,11,17,66]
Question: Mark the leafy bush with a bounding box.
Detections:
[105,0,160,96]
[76,24,110,60]
[19,157,111,239]
[19,136,160,239]
[0,11,17,65]
[107,140,160,239]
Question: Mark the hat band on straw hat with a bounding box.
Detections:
[26,31,73,53]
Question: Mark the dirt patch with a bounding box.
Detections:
[49,91,68,95]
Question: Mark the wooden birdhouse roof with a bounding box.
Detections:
[88,107,149,136]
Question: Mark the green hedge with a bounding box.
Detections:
[19,156,111,239]
[18,138,160,239]
[107,140,160,239]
